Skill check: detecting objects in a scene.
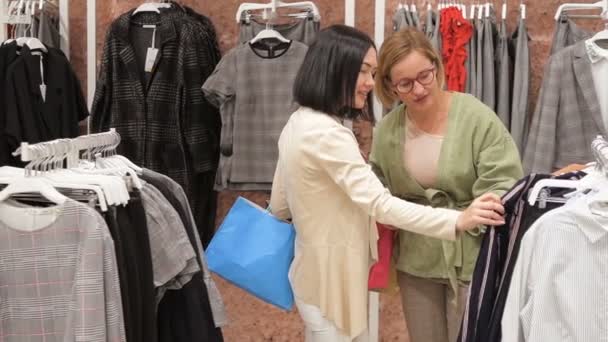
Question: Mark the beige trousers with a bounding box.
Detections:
[397,271,469,342]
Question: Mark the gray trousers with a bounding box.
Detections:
[398,272,469,342]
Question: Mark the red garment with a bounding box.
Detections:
[368,223,395,290]
[440,7,473,92]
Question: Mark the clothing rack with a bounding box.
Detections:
[0,0,69,57]
[15,129,119,168]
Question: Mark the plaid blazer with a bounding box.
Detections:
[523,40,605,174]
[91,9,221,198]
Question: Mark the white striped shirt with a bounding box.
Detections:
[502,193,608,342]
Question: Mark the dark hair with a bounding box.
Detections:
[293,25,376,122]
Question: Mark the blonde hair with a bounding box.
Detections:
[375,28,445,107]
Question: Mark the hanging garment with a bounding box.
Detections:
[0,199,126,342]
[142,168,227,328]
[203,41,308,191]
[494,20,513,128]
[466,18,478,96]
[510,17,531,153]
[37,3,61,49]
[586,39,608,132]
[481,14,497,110]
[522,41,604,174]
[440,7,473,92]
[429,9,442,53]
[140,182,200,298]
[140,180,224,342]
[502,191,608,342]
[393,7,409,31]
[550,14,592,55]
[474,18,484,99]
[103,192,157,342]
[457,172,585,342]
[3,45,88,165]
[91,9,222,204]
[239,17,320,46]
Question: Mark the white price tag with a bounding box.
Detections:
[144,47,159,72]
[39,84,47,102]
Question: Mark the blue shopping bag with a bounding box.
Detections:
[206,196,296,310]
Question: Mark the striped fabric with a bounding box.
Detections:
[140,184,198,297]
[0,199,126,342]
[502,193,608,342]
[91,8,221,201]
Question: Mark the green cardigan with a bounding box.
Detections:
[370,92,523,291]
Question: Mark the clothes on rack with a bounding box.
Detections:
[0,129,226,342]
[203,39,308,191]
[0,42,87,166]
[509,15,531,153]
[522,40,605,173]
[392,5,529,135]
[8,1,60,48]
[550,13,592,55]
[91,5,221,247]
[440,7,473,92]
[501,189,608,342]
[458,172,585,342]
[494,19,513,128]
[0,198,127,342]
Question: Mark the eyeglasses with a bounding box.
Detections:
[391,67,436,94]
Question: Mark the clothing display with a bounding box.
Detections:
[502,190,608,342]
[391,5,529,139]
[10,1,61,49]
[522,41,605,173]
[0,129,225,342]
[91,5,221,247]
[510,16,531,153]
[0,41,87,166]
[495,19,513,128]
[0,199,126,342]
[458,172,585,342]
[440,7,473,92]
[550,14,592,55]
[203,40,309,191]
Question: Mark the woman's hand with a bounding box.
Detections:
[456,193,505,232]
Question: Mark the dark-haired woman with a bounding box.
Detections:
[269,25,505,342]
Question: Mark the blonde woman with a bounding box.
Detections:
[371,28,523,342]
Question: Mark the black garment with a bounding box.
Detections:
[141,171,223,342]
[192,171,218,248]
[91,9,221,203]
[3,45,87,164]
[104,192,157,342]
[158,275,223,342]
[0,41,19,165]
[458,172,586,342]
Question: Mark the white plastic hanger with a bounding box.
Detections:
[555,0,604,20]
[250,27,290,44]
[527,178,584,206]
[235,0,320,22]
[0,177,67,204]
[26,37,47,52]
[133,2,171,14]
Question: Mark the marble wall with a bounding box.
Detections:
[66,1,603,340]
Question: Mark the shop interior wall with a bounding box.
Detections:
[65,1,603,340]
